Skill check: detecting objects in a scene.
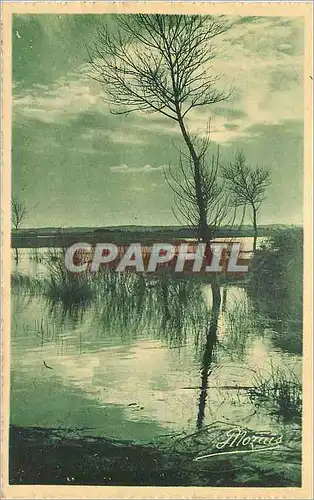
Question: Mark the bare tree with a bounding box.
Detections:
[11,197,27,230]
[89,14,232,307]
[165,132,234,238]
[222,151,271,252]
[11,197,27,263]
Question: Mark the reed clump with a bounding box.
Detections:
[43,249,95,305]
[249,364,302,422]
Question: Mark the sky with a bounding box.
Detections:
[12,14,304,228]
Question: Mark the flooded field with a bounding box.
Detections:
[9,244,302,486]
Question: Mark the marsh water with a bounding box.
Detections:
[10,248,302,446]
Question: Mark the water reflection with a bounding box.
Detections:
[11,250,302,443]
[196,305,219,429]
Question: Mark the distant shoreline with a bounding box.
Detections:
[12,223,302,233]
[11,225,303,249]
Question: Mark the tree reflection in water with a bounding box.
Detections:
[196,299,220,429]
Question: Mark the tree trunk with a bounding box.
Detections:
[196,297,220,429]
[252,205,258,252]
[15,247,19,264]
[222,287,228,313]
[175,107,222,311]
[210,273,221,315]
[176,111,208,241]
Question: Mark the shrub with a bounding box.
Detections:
[248,227,303,322]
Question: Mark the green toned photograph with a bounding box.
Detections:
[8,9,307,490]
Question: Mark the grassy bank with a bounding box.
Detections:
[248,228,303,320]
[9,425,301,487]
[247,228,303,354]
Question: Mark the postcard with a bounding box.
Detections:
[1,1,313,498]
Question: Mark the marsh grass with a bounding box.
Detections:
[29,248,45,263]
[221,297,257,361]
[11,250,95,307]
[94,270,148,339]
[152,277,211,347]
[12,249,213,347]
[94,271,211,346]
[249,364,302,422]
[46,272,94,305]
[33,317,59,344]
[12,250,218,346]
[11,272,43,295]
[43,249,95,306]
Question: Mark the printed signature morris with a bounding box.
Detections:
[193,427,283,461]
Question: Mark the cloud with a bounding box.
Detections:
[119,16,304,145]
[13,63,106,123]
[12,15,304,227]
[129,186,145,192]
[13,15,304,147]
[85,128,145,145]
[110,164,167,173]
[172,16,304,143]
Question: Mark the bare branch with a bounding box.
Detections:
[11,197,27,230]
[89,15,236,247]
[222,151,271,212]
[88,15,231,120]
[221,151,271,250]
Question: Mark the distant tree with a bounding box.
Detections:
[11,197,27,230]
[89,14,232,308]
[222,152,271,252]
[11,197,27,263]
